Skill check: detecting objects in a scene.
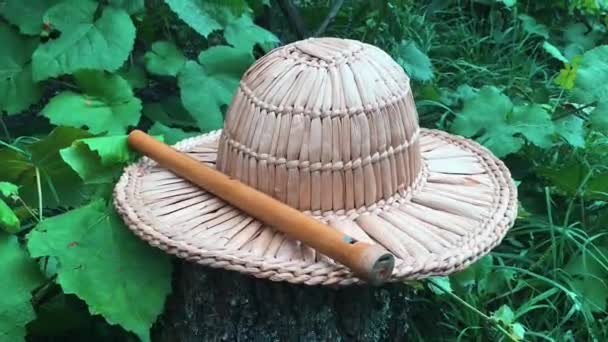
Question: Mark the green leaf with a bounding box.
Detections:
[118,64,147,89]
[60,136,135,184]
[0,0,60,35]
[0,199,20,233]
[108,0,145,14]
[562,23,602,60]
[0,127,93,209]
[0,182,19,198]
[164,0,249,38]
[571,45,608,104]
[428,276,453,295]
[32,0,136,81]
[519,14,548,39]
[590,101,608,132]
[451,255,494,292]
[27,200,173,342]
[512,323,526,340]
[142,97,197,128]
[224,16,279,54]
[555,116,585,147]
[555,55,582,90]
[144,41,187,77]
[543,41,568,63]
[0,233,45,341]
[451,86,554,157]
[42,70,142,134]
[493,304,515,324]
[178,46,253,132]
[509,104,555,148]
[396,40,434,81]
[0,23,42,115]
[148,122,199,145]
[564,248,608,312]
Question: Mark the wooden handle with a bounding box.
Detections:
[127,130,395,285]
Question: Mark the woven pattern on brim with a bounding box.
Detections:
[113,128,517,287]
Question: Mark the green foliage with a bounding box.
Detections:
[32,0,136,81]
[0,126,93,209]
[60,135,137,184]
[0,233,45,341]
[450,86,555,157]
[27,200,172,342]
[164,0,249,38]
[396,40,434,81]
[43,70,142,134]
[0,23,42,115]
[178,46,253,131]
[1,0,608,341]
[144,41,187,77]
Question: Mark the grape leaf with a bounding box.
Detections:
[60,144,116,184]
[0,199,20,233]
[555,116,585,148]
[164,0,249,38]
[118,64,147,89]
[27,200,173,342]
[0,182,19,198]
[450,86,554,157]
[571,45,608,104]
[555,55,582,90]
[144,41,187,77]
[0,127,92,209]
[224,16,279,54]
[42,70,142,134]
[32,0,136,81]
[396,40,434,81]
[0,23,42,115]
[178,46,253,132]
[148,122,199,145]
[510,104,555,148]
[0,233,45,341]
[142,97,197,128]
[519,14,548,39]
[0,0,60,35]
[60,136,135,184]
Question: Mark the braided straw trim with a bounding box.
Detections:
[113,128,517,287]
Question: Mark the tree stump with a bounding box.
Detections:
[155,261,414,341]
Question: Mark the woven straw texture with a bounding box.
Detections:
[114,37,518,286]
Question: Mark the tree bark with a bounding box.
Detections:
[155,260,413,341]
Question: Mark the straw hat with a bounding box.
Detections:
[114,37,517,286]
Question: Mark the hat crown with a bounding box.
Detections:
[217,37,423,215]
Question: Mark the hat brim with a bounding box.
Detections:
[113,128,517,286]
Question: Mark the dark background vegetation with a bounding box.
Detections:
[1,0,607,341]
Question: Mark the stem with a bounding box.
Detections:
[313,0,345,37]
[428,278,519,342]
[35,167,43,221]
[16,196,40,223]
[0,139,27,155]
[551,89,565,114]
[277,0,307,39]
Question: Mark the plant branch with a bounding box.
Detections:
[277,0,307,39]
[313,0,345,37]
